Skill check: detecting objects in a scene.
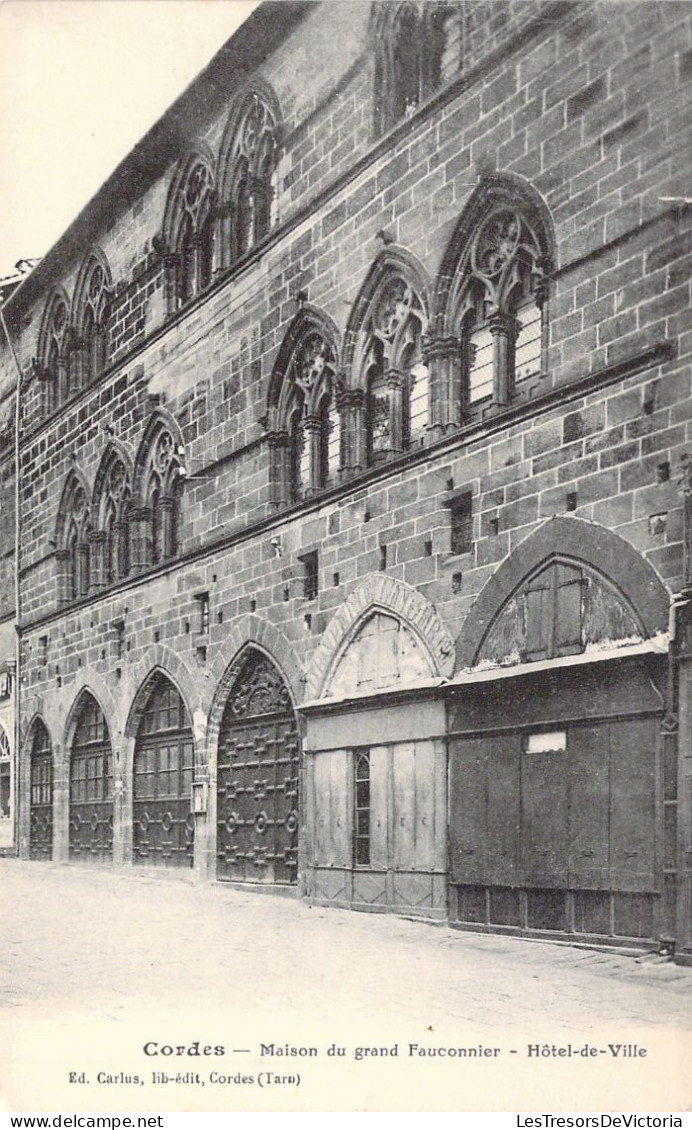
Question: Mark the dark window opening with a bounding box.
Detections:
[450,491,473,555]
[353,751,371,867]
[195,591,210,635]
[300,551,319,601]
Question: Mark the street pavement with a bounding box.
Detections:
[1,860,691,1113]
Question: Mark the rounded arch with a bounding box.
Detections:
[433,171,556,337]
[342,245,432,378]
[305,573,455,700]
[207,613,303,752]
[217,80,284,205]
[455,516,671,670]
[267,304,342,423]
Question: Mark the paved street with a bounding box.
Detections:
[1,860,691,1113]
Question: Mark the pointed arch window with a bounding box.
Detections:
[287,330,338,500]
[269,315,340,507]
[56,477,92,604]
[373,3,453,137]
[219,92,279,268]
[162,158,216,314]
[95,452,131,585]
[75,256,111,388]
[143,428,182,565]
[453,205,548,411]
[358,273,428,464]
[38,295,69,415]
[29,721,53,860]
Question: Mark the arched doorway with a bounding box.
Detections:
[69,694,113,862]
[449,538,669,944]
[0,725,10,821]
[216,649,299,884]
[29,720,53,860]
[132,674,194,868]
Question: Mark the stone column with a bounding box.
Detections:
[489,311,517,408]
[129,505,152,571]
[114,519,130,581]
[423,334,462,438]
[164,252,179,315]
[53,743,70,863]
[336,384,365,476]
[76,541,90,597]
[385,369,405,455]
[55,549,70,608]
[267,431,290,508]
[88,530,108,590]
[160,495,176,560]
[303,414,322,496]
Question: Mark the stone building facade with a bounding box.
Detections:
[1,0,691,960]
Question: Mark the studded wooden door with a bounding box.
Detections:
[69,695,114,862]
[217,651,299,884]
[29,721,53,860]
[133,676,194,868]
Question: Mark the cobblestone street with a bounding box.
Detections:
[1,860,691,1113]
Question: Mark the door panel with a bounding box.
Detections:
[522,748,568,887]
[216,651,300,885]
[313,749,350,868]
[133,678,195,869]
[609,717,657,892]
[368,745,389,871]
[485,734,521,886]
[568,723,610,889]
[449,737,487,884]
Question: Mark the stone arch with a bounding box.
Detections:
[37,285,71,365]
[432,171,556,337]
[22,711,52,759]
[54,466,93,547]
[61,679,118,757]
[207,614,303,754]
[160,143,217,251]
[266,304,342,423]
[455,515,671,670]
[305,573,455,700]
[123,647,203,746]
[217,79,284,206]
[132,408,185,503]
[342,245,432,378]
[92,439,134,511]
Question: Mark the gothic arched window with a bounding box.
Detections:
[161,155,216,314]
[74,254,111,389]
[56,474,92,605]
[357,272,428,464]
[94,446,132,586]
[373,3,452,137]
[37,293,69,415]
[138,424,183,566]
[218,90,280,270]
[267,309,340,506]
[446,191,551,414]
